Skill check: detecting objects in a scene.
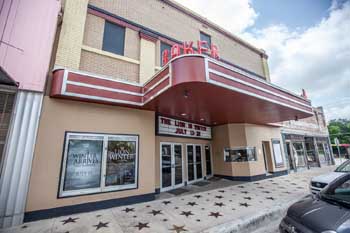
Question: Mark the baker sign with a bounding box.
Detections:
[158,116,212,139]
[162,40,219,65]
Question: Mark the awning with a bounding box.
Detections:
[0,66,18,86]
[51,55,313,125]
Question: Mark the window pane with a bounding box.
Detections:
[224,147,256,162]
[63,138,103,191]
[272,141,284,166]
[102,21,125,55]
[105,139,137,187]
[160,42,171,66]
[200,32,211,48]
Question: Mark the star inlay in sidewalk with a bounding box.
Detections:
[187,202,197,206]
[61,217,79,225]
[21,225,28,229]
[194,195,202,199]
[244,197,252,200]
[218,190,225,193]
[163,200,171,205]
[169,225,188,233]
[209,212,222,218]
[262,191,271,193]
[122,207,134,213]
[180,211,194,217]
[241,191,249,194]
[266,197,275,200]
[149,210,162,216]
[240,203,250,207]
[238,185,245,188]
[93,221,109,230]
[214,202,225,207]
[215,195,223,199]
[134,222,150,230]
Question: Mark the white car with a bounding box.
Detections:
[310,160,350,194]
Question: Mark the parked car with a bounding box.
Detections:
[310,159,350,194]
[280,173,350,233]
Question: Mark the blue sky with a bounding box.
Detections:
[250,0,332,30]
[175,0,350,120]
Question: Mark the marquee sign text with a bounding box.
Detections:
[157,116,212,139]
[162,40,219,65]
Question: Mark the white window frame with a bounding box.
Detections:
[59,132,139,197]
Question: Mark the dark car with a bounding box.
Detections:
[280,173,350,233]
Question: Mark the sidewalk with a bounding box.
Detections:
[0,166,335,233]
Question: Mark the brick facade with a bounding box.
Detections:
[55,0,269,84]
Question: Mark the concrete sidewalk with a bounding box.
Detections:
[0,166,335,233]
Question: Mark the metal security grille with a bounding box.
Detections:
[0,91,15,173]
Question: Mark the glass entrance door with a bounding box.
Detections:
[161,143,183,191]
[187,144,203,183]
[205,145,212,177]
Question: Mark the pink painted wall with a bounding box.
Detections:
[0,0,60,92]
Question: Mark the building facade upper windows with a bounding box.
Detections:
[200,32,211,49]
[102,21,125,56]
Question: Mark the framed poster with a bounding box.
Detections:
[272,139,284,168]
[59,132,138,197]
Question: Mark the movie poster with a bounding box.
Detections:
[63,139,103,191]
[105,138,137,187]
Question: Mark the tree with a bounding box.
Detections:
[328,119,350,144]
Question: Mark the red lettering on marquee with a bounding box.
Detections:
[197,40,208,54]
[162,49,169,65]
[183,41,194,54]
[161,40,219,66]
[211,44,219,59]
[171,44,181,59]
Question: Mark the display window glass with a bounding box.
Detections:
[224,147,257,162]
[59,133,138,197]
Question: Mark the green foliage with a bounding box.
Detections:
[328,119,350,144]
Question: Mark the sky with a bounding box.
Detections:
[174,0,350,121]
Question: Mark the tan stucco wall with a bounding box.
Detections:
[155,136,211,189]
[244,124,286,175]
[212,123,286,178]
[26,97,155,212]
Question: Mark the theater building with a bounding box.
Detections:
[21,0,331,223]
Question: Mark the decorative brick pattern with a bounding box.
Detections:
[83,13,104,49]
[55,0,89,69]
[80,50,139,82]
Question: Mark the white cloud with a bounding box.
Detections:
[173,0,258,34]
[174,0,350,121]
[241,2,350,121]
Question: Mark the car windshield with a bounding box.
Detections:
[321,178,350,208]
[335,161,350,172]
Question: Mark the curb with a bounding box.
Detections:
[201,199,298,233]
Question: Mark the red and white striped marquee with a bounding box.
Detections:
[51,55,313,125]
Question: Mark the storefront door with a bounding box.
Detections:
[186,144,203,183]
[160,143,184,191]
[205,145,213,177]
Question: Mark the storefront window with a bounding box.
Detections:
[292,142,306,167]
[59,133,138,197]
[317,143,326,163]
[224,147,256,162]
[305,138,317,163]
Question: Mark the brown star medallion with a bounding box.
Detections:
[169,224,188,233]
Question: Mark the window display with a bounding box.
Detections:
[59,133,138,197]
[224,147,256,162]
[292,142,306,167]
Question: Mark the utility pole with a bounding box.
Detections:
[335,138,341,164]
